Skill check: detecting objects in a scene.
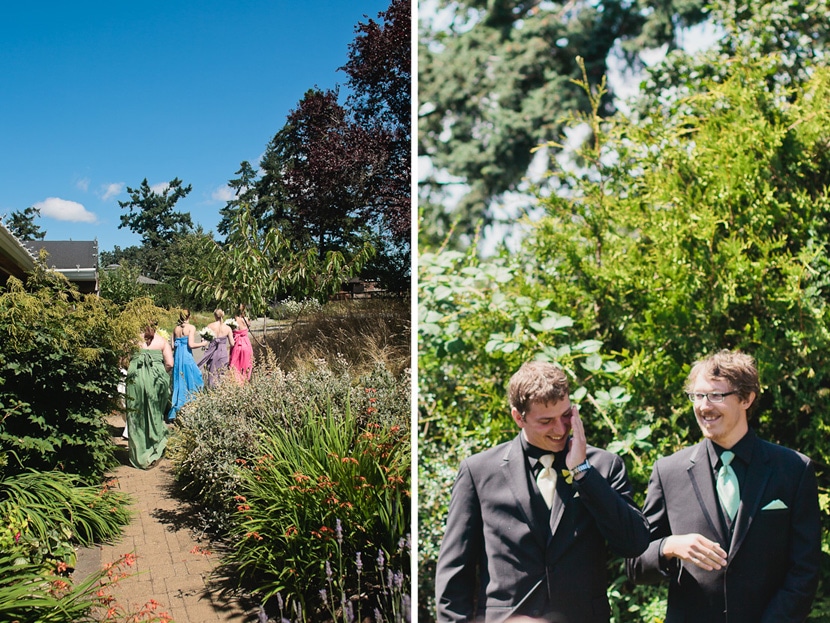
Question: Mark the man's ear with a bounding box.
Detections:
[741,391,757,412]
[511,407,525,428]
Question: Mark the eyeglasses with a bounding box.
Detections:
[686,391,737,403]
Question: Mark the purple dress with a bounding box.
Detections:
[197,336,230,388]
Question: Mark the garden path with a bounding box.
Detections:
[74,414,260,623]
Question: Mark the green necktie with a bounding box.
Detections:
[717,450,740,520]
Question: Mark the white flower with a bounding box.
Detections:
[224,318,239,330]
[199,327,216,341]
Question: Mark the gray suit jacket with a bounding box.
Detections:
[626,433,820,623]
[435,435,649,623]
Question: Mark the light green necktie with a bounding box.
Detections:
[717,450,740,520]
[536,454,557,509]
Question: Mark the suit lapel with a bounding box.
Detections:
[501,435,547,549]
[729,436,772,557]
[686,442,728,546]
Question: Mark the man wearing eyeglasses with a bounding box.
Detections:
[435,360,649,623]
[626,349,820,622]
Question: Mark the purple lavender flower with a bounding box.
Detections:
[319,588,328,602]
[335,518,343,546]
[356,551,363,574]
[257,604,269,623]
[325,560,333,582]
[374,607,383,623]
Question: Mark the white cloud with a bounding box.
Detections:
[150,182,170,194]
[76,177,90,192]
[211,185,235,202]
[100,183,124,201]
[34,197,97,223]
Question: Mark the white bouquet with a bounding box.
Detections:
[199,327,216,342]
[224,317,238,330]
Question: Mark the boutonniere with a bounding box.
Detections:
[561,468,574,485]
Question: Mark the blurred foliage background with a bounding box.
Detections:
[419,0,830,620]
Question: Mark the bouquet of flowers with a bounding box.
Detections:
[199,327,216,342]
[224,317,238,330]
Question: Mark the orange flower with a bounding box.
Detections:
[56,560,68,573]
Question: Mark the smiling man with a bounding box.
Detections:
[434,360,649,623]
[626,349,821,623]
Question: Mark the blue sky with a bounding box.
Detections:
[0,0,393,254]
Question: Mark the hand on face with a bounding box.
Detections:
[565,407,586,470]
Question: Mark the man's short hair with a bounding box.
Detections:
[508,361,570,416]
[685,349,761,415]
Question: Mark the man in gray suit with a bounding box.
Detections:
[627,350,821,622]
[434,361,649,623]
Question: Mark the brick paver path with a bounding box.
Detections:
[75,416,258,623]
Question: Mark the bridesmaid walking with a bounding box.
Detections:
[168,309,207,421]
[229,303,253,382]
[125,321,173,469]
[198,308,234,387]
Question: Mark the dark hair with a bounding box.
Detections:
[143,320,157,343]
[177,309,191,326]
[685,349,760,415]
[508,361,570,417]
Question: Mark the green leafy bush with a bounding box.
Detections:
[0,269,126,481]
[229,400,409,618]
[168,355,411,621]
[0,468,133,623]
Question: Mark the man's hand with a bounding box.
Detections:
[663,533,728,571]
[565,407,587,473]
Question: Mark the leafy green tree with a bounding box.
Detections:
[4,206,45,241]
[418,0,709,247]
[181,206,375,315]
[0,258,157,482]
[98,261,148,308]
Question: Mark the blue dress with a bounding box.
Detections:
[167,336,204,420]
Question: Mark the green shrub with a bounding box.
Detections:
[228,399,409,619]
[0,468,133,623]
[0,270,126,481]
[0,469,132,571]
[168,355,410,621]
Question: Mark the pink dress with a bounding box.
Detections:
[229,328,253,381]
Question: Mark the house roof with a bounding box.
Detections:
[24,240,98,270]
[24,240,99,284]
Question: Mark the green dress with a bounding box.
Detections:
[126,349,170,469]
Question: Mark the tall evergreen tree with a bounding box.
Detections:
[117,178,194,280]
[5,206,45,241]
[418,0,708,247]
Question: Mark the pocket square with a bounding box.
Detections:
[761,499,788,510]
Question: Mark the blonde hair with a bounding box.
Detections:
[214,308,225,321]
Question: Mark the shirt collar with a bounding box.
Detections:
[707,429,755,468]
